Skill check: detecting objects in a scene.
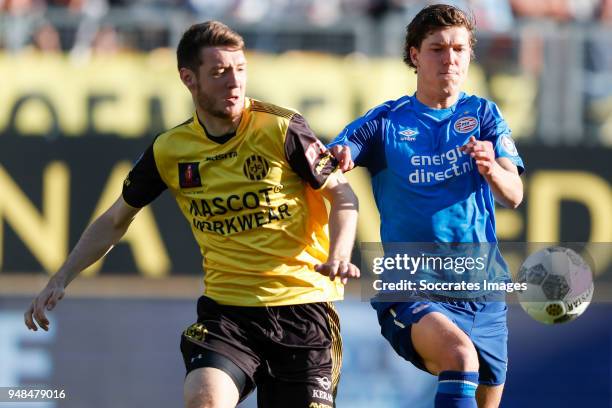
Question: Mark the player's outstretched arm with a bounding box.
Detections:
[315,171,360,284]
[461,136,523,208]
[24,196,141,331]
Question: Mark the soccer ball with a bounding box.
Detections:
[516,246,594,324]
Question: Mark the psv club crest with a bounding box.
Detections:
[243,155,270,181]
[454,116,478,134]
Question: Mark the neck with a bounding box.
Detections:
[415,87,460,109]
[196,106,242,137]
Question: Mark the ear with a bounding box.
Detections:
[409,46,419,68]
[179,67,196,89]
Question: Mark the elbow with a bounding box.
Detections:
[330,183,359,212]
[505,178,524,209]
[507,199,521,210]
[335,192,359,214]
[506,191,524,209]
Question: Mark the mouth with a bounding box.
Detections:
[224,96,241,104]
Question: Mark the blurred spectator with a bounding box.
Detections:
[307,0,342,26]
[2,0,45,14]
[1,0,47,51]
[48,0,85,12]
[600,0,612,22]
[383,0,515,32]
[467,0,514,32]
[31,21,62,52]
[511,0,573,21]
[47,0,128,10]
[358,0,394,20]
[187,0,236,18]
[91,25,122,55]
[585,0,612,75]
[230,0,269,23]
[509,0,601,22]
[69,0,109,61]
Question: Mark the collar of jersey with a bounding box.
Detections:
[192,98,252,144]
[410,92,465,122]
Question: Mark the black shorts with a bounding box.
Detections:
[180,296,342,408]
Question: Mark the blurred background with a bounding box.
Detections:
[0,0,611,407]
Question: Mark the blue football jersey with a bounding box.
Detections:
[330,93,525,304]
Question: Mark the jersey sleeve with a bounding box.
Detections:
[284,114,339,189]
[122,142,167,207]
[328,104,386,174]
[480,101,525,174]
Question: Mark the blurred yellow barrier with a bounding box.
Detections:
[0,50,536,139]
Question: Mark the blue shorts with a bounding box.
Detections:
[376,299,508,385]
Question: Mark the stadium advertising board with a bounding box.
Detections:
[0,52,538,140]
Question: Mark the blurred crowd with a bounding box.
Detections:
[1,0,611,143]
[2,0,612,26]
[1,0,612,53]
[0,0,609,83]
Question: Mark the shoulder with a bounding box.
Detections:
[458,93,502,118]
[343,96,409,134]
[150,117,197,163]
[154,117,195,146]
[249,99,298,121]
[363,95,412,120]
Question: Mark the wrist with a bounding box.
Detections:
[484,161,502,182]
[51,271,69,288]
[327,255,350,263]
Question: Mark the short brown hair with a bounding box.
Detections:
[177,21,245,71]
[403,4,476,69]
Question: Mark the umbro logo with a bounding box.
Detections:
[398,128,418,141]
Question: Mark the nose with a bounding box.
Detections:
[226,68,241,88]
[441,48,453,65]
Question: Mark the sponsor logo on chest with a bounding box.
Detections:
[398,128,419,142]
[178,162,202,188]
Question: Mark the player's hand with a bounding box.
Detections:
[24,276,65,331]
[460,136,496,176]
[315,260,360,285]
[330,145,354,172]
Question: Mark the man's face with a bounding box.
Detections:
[185,46,247,121]
[410,26,471,97]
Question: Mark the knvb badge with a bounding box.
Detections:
[179,162,202,188]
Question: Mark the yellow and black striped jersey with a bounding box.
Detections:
[122,98,343,306]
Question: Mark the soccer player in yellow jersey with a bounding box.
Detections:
[24,21,359,408]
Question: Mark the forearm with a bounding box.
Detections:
[327,191,359,262]
[485,163,524,209]
[54,199,137,287]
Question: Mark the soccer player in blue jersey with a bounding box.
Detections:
[329,4,524,408]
